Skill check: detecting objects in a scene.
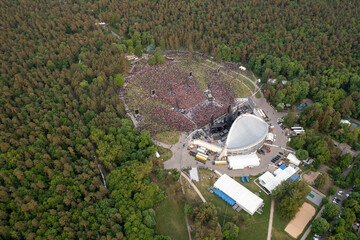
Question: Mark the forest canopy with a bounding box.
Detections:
[0,0,359,239]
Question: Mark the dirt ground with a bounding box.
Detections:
[303,170,333,194]
[284,202,316,239]
[302,171,319,185]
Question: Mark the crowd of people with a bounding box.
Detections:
[152,106,195,131]
[186,101,226,127]
[209,81,234,108]
[125,60,238,133]
[131,62,206,109]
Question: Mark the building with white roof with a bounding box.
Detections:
[287,153,301,166]
[228,153,260,170]
[192,139,223,153]
[258,165,297,193]
[224,114,268,156]
[214,174,263,215]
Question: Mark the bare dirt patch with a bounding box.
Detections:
[302,171,320,185]
[284,202,316,239]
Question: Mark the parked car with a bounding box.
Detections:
[279,152,284,155]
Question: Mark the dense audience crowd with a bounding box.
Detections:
[186,101,226,127]
[125,60,238,132]
[153,106,195,131]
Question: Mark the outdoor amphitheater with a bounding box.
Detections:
[123,54,252,134]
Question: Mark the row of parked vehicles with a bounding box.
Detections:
[257,145,271,155]
[271,152,284,163]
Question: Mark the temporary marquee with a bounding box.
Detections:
[228,153,260,170]
[214,174,263,215]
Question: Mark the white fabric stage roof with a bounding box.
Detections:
[259,166,297,192]
[214,174,263,215]
[226,114,268,150]
[228,153,260,170]
[287,153,301,166]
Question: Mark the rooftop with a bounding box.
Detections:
[226,114,268,150]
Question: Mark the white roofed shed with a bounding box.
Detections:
[287,153,301,166]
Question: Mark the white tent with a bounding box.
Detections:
[192,139,222,153]
[189,168,199,182]
[259,166,297,193]
[214,174,263,215]
[228,153,260,170]
[266,133,274,143]
[239,66,246,71]
[340,119,351,125]
[287,153,301,166]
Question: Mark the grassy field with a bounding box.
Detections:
[228,72,256,93]
[195,169,271,240]
[176,61,210,91]
[155,191,188,240]
[204,60,255,94]
[256,91,262,98]
[222,74,251,98]
[157,146,173,161]
[271,208,293,240]
[181,176,202,206]
[154,131,180,145]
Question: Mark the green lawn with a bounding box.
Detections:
[242,77,256,92]
[154,131,180,145]
[157,146,173,161]
[176,61,210,90]
[155,192,188,240]
[195,169,271,240]
[271,207,293,240]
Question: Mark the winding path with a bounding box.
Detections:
[180,171,206,203]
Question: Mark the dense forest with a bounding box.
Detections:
[103,0,360,119]
[0,0,163,239]
[1,0,360,239]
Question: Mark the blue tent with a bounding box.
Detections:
[289,174,299,182]
[214,189,236,206]
[241,176,245,182]
[245,176,249,182]
[279,164,287,170]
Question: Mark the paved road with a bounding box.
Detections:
[300,205,325,240]
[180,171,206,203]
[267,199,275,240]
